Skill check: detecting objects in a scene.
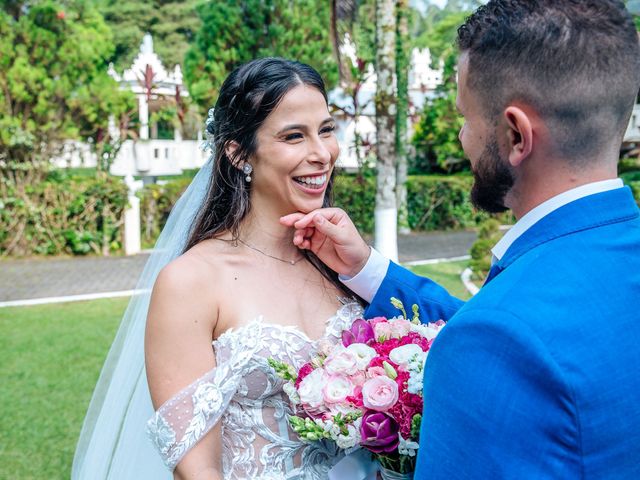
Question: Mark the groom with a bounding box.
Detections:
[283,1,640,478]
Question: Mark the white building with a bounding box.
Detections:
[53,34,208,179]
[329,41,444,170]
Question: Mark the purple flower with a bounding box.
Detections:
[342,319,375,347]
[360,410,400,453]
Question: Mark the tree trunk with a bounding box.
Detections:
[374,0,398,261]
[395,0,410,235]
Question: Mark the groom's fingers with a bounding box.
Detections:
[280,212,306,227]
[292,227,314,246]
[292,208,345,229]
[307,213,343,242]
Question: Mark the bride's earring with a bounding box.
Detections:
[243,163,253,183]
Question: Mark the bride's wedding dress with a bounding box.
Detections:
[72,162,369,479]
[147,302,363,479]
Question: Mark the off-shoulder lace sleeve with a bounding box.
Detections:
[146,323,263,470]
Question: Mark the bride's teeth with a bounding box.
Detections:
[294,174,326,186]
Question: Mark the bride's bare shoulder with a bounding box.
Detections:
[153,240,234,314]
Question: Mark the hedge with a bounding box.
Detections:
[137,172,489,242]
[3,170,638,257]
[0,173,128,256]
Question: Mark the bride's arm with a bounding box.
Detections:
[145,257,223,480]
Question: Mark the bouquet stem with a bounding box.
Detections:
[379,466,414,480]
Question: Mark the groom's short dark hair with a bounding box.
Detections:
[457,0,640,164]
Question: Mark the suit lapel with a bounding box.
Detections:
[491,186,638,277]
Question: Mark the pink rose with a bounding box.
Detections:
[362,376,399,412]
[390,319,412,338]
[351,370,368,387]
[368,317,388,328]
[374,322,393,341]
[366,366,387,378]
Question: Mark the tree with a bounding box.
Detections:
[411,8,471,173]
[184,0,338,113]
[69,73,137,172]
[395,0,410,234]
[330,0,376,174]
[0,1,133,185]
[95,0,202,71]
[374,0,398,261]
[412,54,467,173]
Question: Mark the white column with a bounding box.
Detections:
[139,95,149,140]
[123,175,141,256]
[374,207,398,263]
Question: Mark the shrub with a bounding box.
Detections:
[138,178,192,248]
[332,172,377,233]
[469,219,503,282]
[0,172,128,256]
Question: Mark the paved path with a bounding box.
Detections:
[0,230,476,303]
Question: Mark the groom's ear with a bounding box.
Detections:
[503,106,534,168]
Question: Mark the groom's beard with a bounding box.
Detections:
[470,137,514,213]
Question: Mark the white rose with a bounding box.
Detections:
[346,343,377,370]
[410,322,441,341]
[322,375,355,404]
[389,344,425,368]
[335,424,361,450]
[297,368,325,408]
[283,382,300,405]
[324,347,358,376]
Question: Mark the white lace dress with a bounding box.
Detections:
[147,302,363,479]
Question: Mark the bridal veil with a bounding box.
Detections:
[71,157,213,479]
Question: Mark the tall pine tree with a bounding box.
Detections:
[184,0,338,112]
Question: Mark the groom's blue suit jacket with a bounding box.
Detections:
[366,187,640,479]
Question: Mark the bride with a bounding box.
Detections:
[71,57,365,480]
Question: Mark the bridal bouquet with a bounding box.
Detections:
[269,299,445,478]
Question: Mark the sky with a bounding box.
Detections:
[411,0,447,13]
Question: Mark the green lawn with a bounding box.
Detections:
[408,260,471,300]
[0,298,128,479]
[0,260,469,479]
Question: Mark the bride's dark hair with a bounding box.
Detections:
[186,57,361,301]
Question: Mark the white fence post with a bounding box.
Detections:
[123,174,142,256]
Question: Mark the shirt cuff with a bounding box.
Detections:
[340,248,390,303]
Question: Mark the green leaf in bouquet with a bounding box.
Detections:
[410,414,422,440]
[289,415,329,442]
[411,304,421,324]
[390,297,408,319]
[267,358,297,382]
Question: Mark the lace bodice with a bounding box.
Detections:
[147,302,363,479]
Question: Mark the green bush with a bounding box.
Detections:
[469,219,503,282]
[333,173,377,233]
[406,175,489,230]
[333,173,491,233]
[138,178,192,248]
[0,172,128,256]
[629,181,640,206]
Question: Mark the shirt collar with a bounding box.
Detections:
[491,178,624,262]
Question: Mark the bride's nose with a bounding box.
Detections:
[307,136,333,165]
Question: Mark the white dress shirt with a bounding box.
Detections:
[343,178,624,302]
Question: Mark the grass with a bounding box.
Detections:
[0,298,128,479]
[408,260,472,301]
[0,260,470,479]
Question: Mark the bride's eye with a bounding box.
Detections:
[284,132,304,141]
[320,125,336,136]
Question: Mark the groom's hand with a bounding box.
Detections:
[280,208,370,277]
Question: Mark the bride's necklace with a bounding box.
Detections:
[237,238,304,265]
